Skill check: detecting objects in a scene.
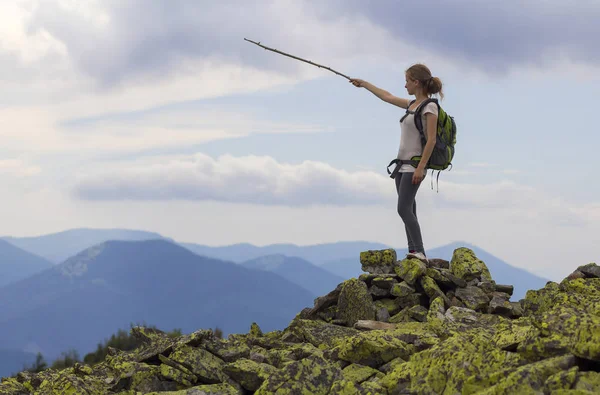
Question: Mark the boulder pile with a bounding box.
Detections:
[1,247,599,394]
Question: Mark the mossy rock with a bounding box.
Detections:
[394,258,426,285]
[450,247,493,282]
[329,330,416,368]
[144,383,240,395]
[254,354,342,395]
[337,278,377,326]
[222,358,277,391]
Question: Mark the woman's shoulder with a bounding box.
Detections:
[419,100,438,115]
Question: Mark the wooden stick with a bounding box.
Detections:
[244,38,351,80]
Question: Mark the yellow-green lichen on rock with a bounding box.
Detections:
[3,247,600,395]
[394,258,426,285]
[221,358,277,391]
[574,371,600,391]
[337,278,376,326]
[328,378,386,395]
[167,343,227,384]
[340,363,382,384]
[475,354,577,394]
[254,354,342,395]
[144,383,240,395]
[544,366,580,392]
[359,248,396,274]
[330,330,416,368]
[281,317,359,349]
[450,247,493,282]
[383,330,524,394]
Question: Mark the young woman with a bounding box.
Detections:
[349,64,444,262]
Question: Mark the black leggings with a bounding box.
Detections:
[395,172,425,254]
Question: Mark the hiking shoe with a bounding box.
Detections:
[407,251,428,263]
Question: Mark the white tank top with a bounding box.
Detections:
[397,101,438,172]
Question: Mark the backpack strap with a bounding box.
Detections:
[413,98,439,137]
[387,158,420,178]
[399,99,417,123]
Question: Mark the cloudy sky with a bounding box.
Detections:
[1,0,599,280]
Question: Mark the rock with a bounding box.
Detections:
[455,285,491,311]
[329,330,416,368]
[477,280,496,296]
[371,276,398,289]
[544,366,579,392]
[427,258,450,269]
[3,246,600,395]
[254,354,342,395]
[578,263,600,278]
[337,278,377,326]
[281,318,359,348]
[468,354,577,394]
[574,371,600,391]
[424,268,454,289]
[354,320,397,331]
[368,284,390,299]
[450,247,493,282]
[510,301,524,317]
[375,306,390,322]
[382,331,523,394]
[329,378,386,394]
[407,305,428,322]
[419,276,451,307]
[427,296,446,324]
[439,268,468,288]
[360,249,397,274]
[489,292,513,316]
[358,273,398,286]
[340,363,382,383]
[378,357,406,374]
[495,283,514,296]
[145,383,241,394]
[390,281,415,297]
[168,344,229,384]
[389,308,414,324]
[374,298,403,317]
[303,282,343,319]
[394,258,427,285]
[221,358,277,391]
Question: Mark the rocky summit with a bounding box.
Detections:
[1,247,599,394]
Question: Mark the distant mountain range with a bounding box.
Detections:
[0,228,556,379]
[0,239,315,367]
[1,228,171,264]
[0,239,54,287]
[180,240,390,265]
[240,254,345,297]
[1,228,551,301]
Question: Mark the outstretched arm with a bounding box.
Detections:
[350,79,410,109]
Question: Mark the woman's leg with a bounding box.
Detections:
[395,172,425,254]
[395,174,416,252]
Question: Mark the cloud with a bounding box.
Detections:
[71,153,595,229]
[0,159,41,177]
[23,0,397,89]
[72,153,393,206]
[315,0,600,74]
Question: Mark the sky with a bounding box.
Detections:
[1,0,599,281]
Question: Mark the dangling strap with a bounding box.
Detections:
[387,158,419,179]
[430,169,433,190]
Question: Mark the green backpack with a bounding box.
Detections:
[387,98,457,191]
